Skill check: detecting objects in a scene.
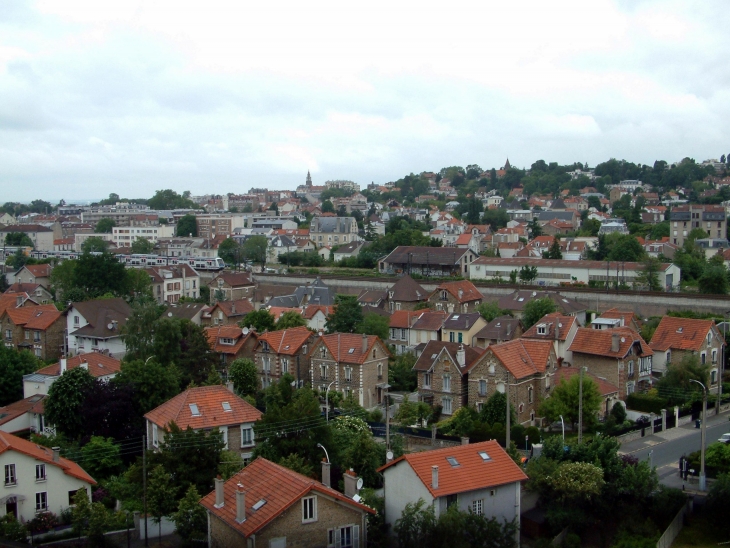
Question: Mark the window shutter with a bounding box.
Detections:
[353,525,360,548]
[335,527,342,548]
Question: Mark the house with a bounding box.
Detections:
[144,264,201,304]
[384,274,428,312]
[254,326,317,388]
[302,305,332,332]
[333,241,370,262]
[413,340,484,416]
[24,354,122,398]
[206,299,255,326]
[428,280,483,314]
[309,216,359,248]
[0,292,38,316]
[649,316,725,388]
[309,334,390,408]
[144,385,262,462]
[554,367,620,419]
[200,457,374,548]
[521,312,579,362]
[0,224,54,251]
[670,204,727,247]
[1,304,65,361]
[67,298,132,359]
[388,310,422,354]
[378,440,526,535]
[266,277,335,309]
[12,265,52,289]
[205,325,258,369]
[163,302,208,325]
[496,291,588,326]
[595,308,642,332]
[409,311,448,351]
[469,339,556,424]
[379,246,477,277]
[0,431,95,522]
[5,283,53,304]
[473,316,523,348]
[0,395,48,436]
[208,272,256,303]
[441,313,487,347]
[357,289,387,311]
[568,327,653,400]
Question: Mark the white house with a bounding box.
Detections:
[66,298,132,359]
[0,432,95,523]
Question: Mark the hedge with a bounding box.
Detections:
[626,393,668,415]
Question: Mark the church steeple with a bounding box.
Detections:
[504,158,511,170]
[306,171,312,187]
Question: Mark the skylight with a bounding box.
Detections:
[452,315,460,320]
[252,499,267,511]
[478,451,491,461]
[348,348,355,354]
[284,345,290,350]
[431,353,438,359]
[189,403,200,416]
[222,402,232,412]
[518,298,524,302]
[446,456,460,467]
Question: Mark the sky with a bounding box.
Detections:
[1,0,729,202]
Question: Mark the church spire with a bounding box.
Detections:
[504,158,511,170]
[306,171,312,187]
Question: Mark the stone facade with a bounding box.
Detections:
[1,310,65,361]
[416,352,468,416]
[255,339,315,389]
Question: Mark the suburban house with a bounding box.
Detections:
[5,283,53,304]
[378,440,526,537]
[163,302,208,325]
[144,385,262,462]
[208,272,256,303]
[205,325,258,369]
[521,312,579,362]
[384,274,428,312]
[388,310,423,354]
[429,280,483,314]
[0,431,95,523]
[200,457,374,548]
[266,277,335,309]
[206,299,255,326]
[468,339,557,424]
[497,290,588,325]
[309,216,360,248]
[569,327,653,400]
[24,354,122,399]
[554,367,620,419]
[595,308,642,333]
[413,340,484,416]
[67,298,132,359]
[302,305,332,332]
[0,395,48,436]
[409,311,448,352]
[309,334,390,408]
[254,326,317,389]
[1,304,65,360]
[440,312,487,347]
[649,316,725,387]
[473,316,523,348]
[379,246,477,277]
[12,264,52,289]
[145,264,201,304]
[333,241,370,262]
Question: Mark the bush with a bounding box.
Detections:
[27,512,58,534]
[626,393,668,415]
[0,514,27,544]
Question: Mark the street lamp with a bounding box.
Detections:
[316,443,330,463]
[559,415,565,443]
[325,380,336,422]
[689,379,707,491]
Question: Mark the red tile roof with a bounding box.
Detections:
[433,280,482,303]
[554,367,619,396]
[266,307,300,321]
[598,308,640,330]
[0,431,96,484]
[200,457,374,539]
[389,310,421,329]
[569,327,652,358]
[0,293,35,315]
[302,304,332,320]
[411,311,448,331]
[205,325,255,355]
[317,333,390,364]
[378,440,526,498]
[454,234,473,245]
[649,316,721,352]
[256,326,313,356]
[0,395,46,431]
[5,304,62,331]
[22,264,52,278]
[145,385,262,429]
[489,339,554,379]
[210,299,254,319]
[38,353,122,377]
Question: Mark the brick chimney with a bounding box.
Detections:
[456,345,466,367]
[431,465,439,489]
[60,358,67,374]
[52,447,60,463]
[361,334,369,354]
[235,484,245,523]
[214,476,225,508]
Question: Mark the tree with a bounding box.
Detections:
[655,353,709,399]
[389,353,418,392]
[50,259,76,299]
[114,358,180,415]
[393,499,437,547]
[539,374,602,430]
[217,237,240,265]
[476,302,509,322]
[547,461,605,503]
[606,233,645,262]
[45,367,95,439]
[176,214,198,237]
[276,310,307,330]
[706,473,730,537]
[78,378,143,441]
[610,401,627,424]
[239,309,276,332]
[148,189,198,210]
[158,319,215,388]
[80,236,110,253]
[358,313,389,340]
[325,295,363,334]
[636,257,662,291]
[147,465,178,545]
[545,237,562,259]
[94,219,115,233]
[228,358,258,396]
[80,436,123,480]
[0,346,41,406]
[699,264,729,294]
[126,267,154,302]
[121,302,165,360]
[518,265,538,284]
[241,235,268,267]
[479,391,516,426]
[130,237,154,254]
[87,502,109,547]
[172,485,207,543]
[71,488,91,537]
[527,218,543,238]
[4,232,34,247]
[75,252,128,297]
[0,514,28,543]
[322,200,335,213]
[521,297,558,329]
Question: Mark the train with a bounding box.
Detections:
[0,248,227,271]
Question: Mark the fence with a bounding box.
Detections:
[655,502,688,548]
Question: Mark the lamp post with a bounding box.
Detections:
[325,380,336,422]
[689,379,707,491]
[559,415,565,443]
[316,443,330,463]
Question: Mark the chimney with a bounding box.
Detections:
[461,436,469,445]
[343,469,360,498]
[52,447,60,463]
[555,321,560,341]
[611,333,620,353]
[431,465,439,489]
[111,320,118,330]
[80,362,88,370]
[458,289,463,300]
[226,381,235,393]
[232,303,236,314]
[60,358,67,374]
[321,460,331,488]
[362,333,369,354]
[456,344,466,367]
[235,485,246,523]
[214,476,225,508]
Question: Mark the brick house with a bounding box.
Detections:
[649,316,725,389]
[205,299,255,327]
[554,367,620,419]
[208,272,256,303]
[413,340,484,416]
[144,264,201,304]
[521,312,579,362]
[309,334,390,408]
[200,457,374,548]
[468,339,556,425]
[384,274,428,312]
[429,280,483,314]
[440,312,487,347]
[144,385,262,461]
[5,283,53,304]
[205,325,258,369]
[568,327,653,400]
[473,316,523,348]
[1,304,65,360]
[254,326,316,389]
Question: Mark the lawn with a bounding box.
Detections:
[671,515,729,547]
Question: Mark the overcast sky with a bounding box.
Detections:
[1,0,729,202]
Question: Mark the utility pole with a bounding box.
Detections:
[505,378,511,450]
[578,367,584,444]
[385,387,390,451]
[689,379,707,491]
[142,435,148,547]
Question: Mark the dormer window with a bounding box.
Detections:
[537,324,546,335]
[220,337,235,346]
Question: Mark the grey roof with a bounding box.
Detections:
[537,211,575,222]
[383,246,472,267]
[474,316,522,341]
[388,274,427,302]
[23,373,53,383]
[497,290,587,315]
[267,277,334,308]
[70,298,132,339]
[443,312,483,330]
[313,216,355,233]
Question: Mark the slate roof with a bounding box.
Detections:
[38,353,122,378]
[0,224,53,233]
[256,326,313,355]
[267,278,334,308]
[497,290,587,315]
[569,327,653,358]
[433,280,482,304]
[358,289,386,305]
[443,312,483,331]
[487,339,555,379]
[163,302,208,321]
[0,431,95,484]
[649,316,722,352]
[145,385,262,429]
[200,457,374,539]
[317,333,389,364]
[554,367,619,396]
[4,304,62,331]
[388,275,427,302]
[378,440,527,498]
[411,311,448,331]
[474,316,522,341]
[413,340,484,373]
[383,246,472,266]
[70,298,132,339]
[522,313,576,341]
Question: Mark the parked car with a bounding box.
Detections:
[718,433,730,444]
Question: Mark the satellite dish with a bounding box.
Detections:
[242,327,249,335]
[107,323,113,330]
[386,451,393,461]
[168,312,173,317]
[356,478,363,490]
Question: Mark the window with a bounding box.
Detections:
[390,328,396,339]
[424,373,431,388]
[479,379,486,396]
[449,331,454,342]
[378,363,383,379]
[701,352,706,365]
[345,366,352,382]
[711,370,718,384]
[712,349,718,363]
[528,386,534,404]
[446,494,458,508]
[263,357,271,372]
[74,315,80,326]
[25,330,30,340]
[321,347,327,358]
[401,328,407,340]
[628,360,634,376]
[282,358,289,374]
[321,364,328,380]
[666,351,671,364]
[458,332,462,343]
[472,499,483,515]
[627,382,635,395]
[302,496,317,522]
[36,492,48,512]
[34,331,41,342]
[443,374,451,392]
[4,464,16,486]
[4,329,10,340]
[189,403,201,416]
[537,325,546,335]
[35,348,42,357]
[36,464,46,481]
[241,425,253,447]
[442,397,452,415]
[152,424,159,447]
